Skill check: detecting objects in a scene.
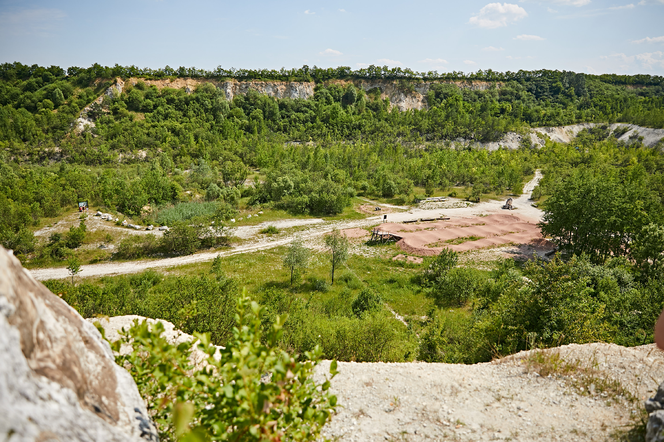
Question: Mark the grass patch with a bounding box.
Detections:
[155,201,218,225]
[260,225,280,235]
[523,350,637,405]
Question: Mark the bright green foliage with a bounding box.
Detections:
[112,295,338,442]
[65,221,87,249]
[631,223,664,278]
[282,238,309,285]
[325,230,349,285]
[351,288,382,317]
[540,165,662,263]
[66,256,81,285]
[156,202,230,225]
[421,248,459,286]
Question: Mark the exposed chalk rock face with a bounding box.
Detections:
[0,247,158,442]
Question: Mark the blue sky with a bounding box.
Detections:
[1,0,663,75]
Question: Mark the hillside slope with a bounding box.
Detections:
[93,315,661,442]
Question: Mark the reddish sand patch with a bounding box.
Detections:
[340,228,371,239]
[376,214,552,256]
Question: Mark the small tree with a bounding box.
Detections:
[283,238,309,286]
[66,256,81,285]
[422,248,459,286]
[325,230,349,285]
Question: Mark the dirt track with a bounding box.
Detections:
[28,173,544,281]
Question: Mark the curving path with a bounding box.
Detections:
[28,173,543,281]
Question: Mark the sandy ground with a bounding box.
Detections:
[315,343,663,442]
[28,173,544,281]
[378,213,551,256]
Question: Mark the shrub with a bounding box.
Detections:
[421,248,459,286]
[260,225,279,235]
[156,202,218,225]
[65,221,86,249]
[115,234,160,259]
[160,222,201,255]
[112,295,338,442]
[428,267,482,307]
[312,277,329,293]
[352,288,382,317]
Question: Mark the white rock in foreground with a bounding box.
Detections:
[0,247,158,442]
[314,344,664,441]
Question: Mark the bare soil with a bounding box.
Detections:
[378,213,553,257]
[315,343,662,441]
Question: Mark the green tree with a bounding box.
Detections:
[66,256,81,285]
[283,237,309,286]
[421,248,459,286]
[51,88,65,107]
[325,230,349,285]
[631,223,664,278]
[65,221,86,249]
[540,167,661,263]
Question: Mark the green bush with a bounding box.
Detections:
[115,234,160,259]
[65,221,86,249]
[351,288,382,317]
[111,295,338,441]
[156,202,219,225]
[160,223,202,255]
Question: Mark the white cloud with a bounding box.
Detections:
[636,51,664,68]
[482,46,505,51]
[464,60,477,65]
[601,51,664,70]
[506,55,535,59]
[547,7,558,12]
[468,3,528,29]
[356,63,370,68]
[339,8,346,12]
[377,58,403,66]
[320,48,342,56]
[420,58,448,64]
[633,36,664,43]
[304,10,315,15]
[609,3,635,9]
[514,34,545,40]
[638,0,664,4]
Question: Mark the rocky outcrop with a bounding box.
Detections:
[0,247,158,442]
[89,315,222,368]
[124,77,497,112]
[534,123,664,148]
[647,383,664,441]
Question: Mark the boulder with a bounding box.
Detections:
[648,382,664,441]
[0,247,158,441]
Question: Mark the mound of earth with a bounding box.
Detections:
[377,213,554,256]
[315,343,663,441]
